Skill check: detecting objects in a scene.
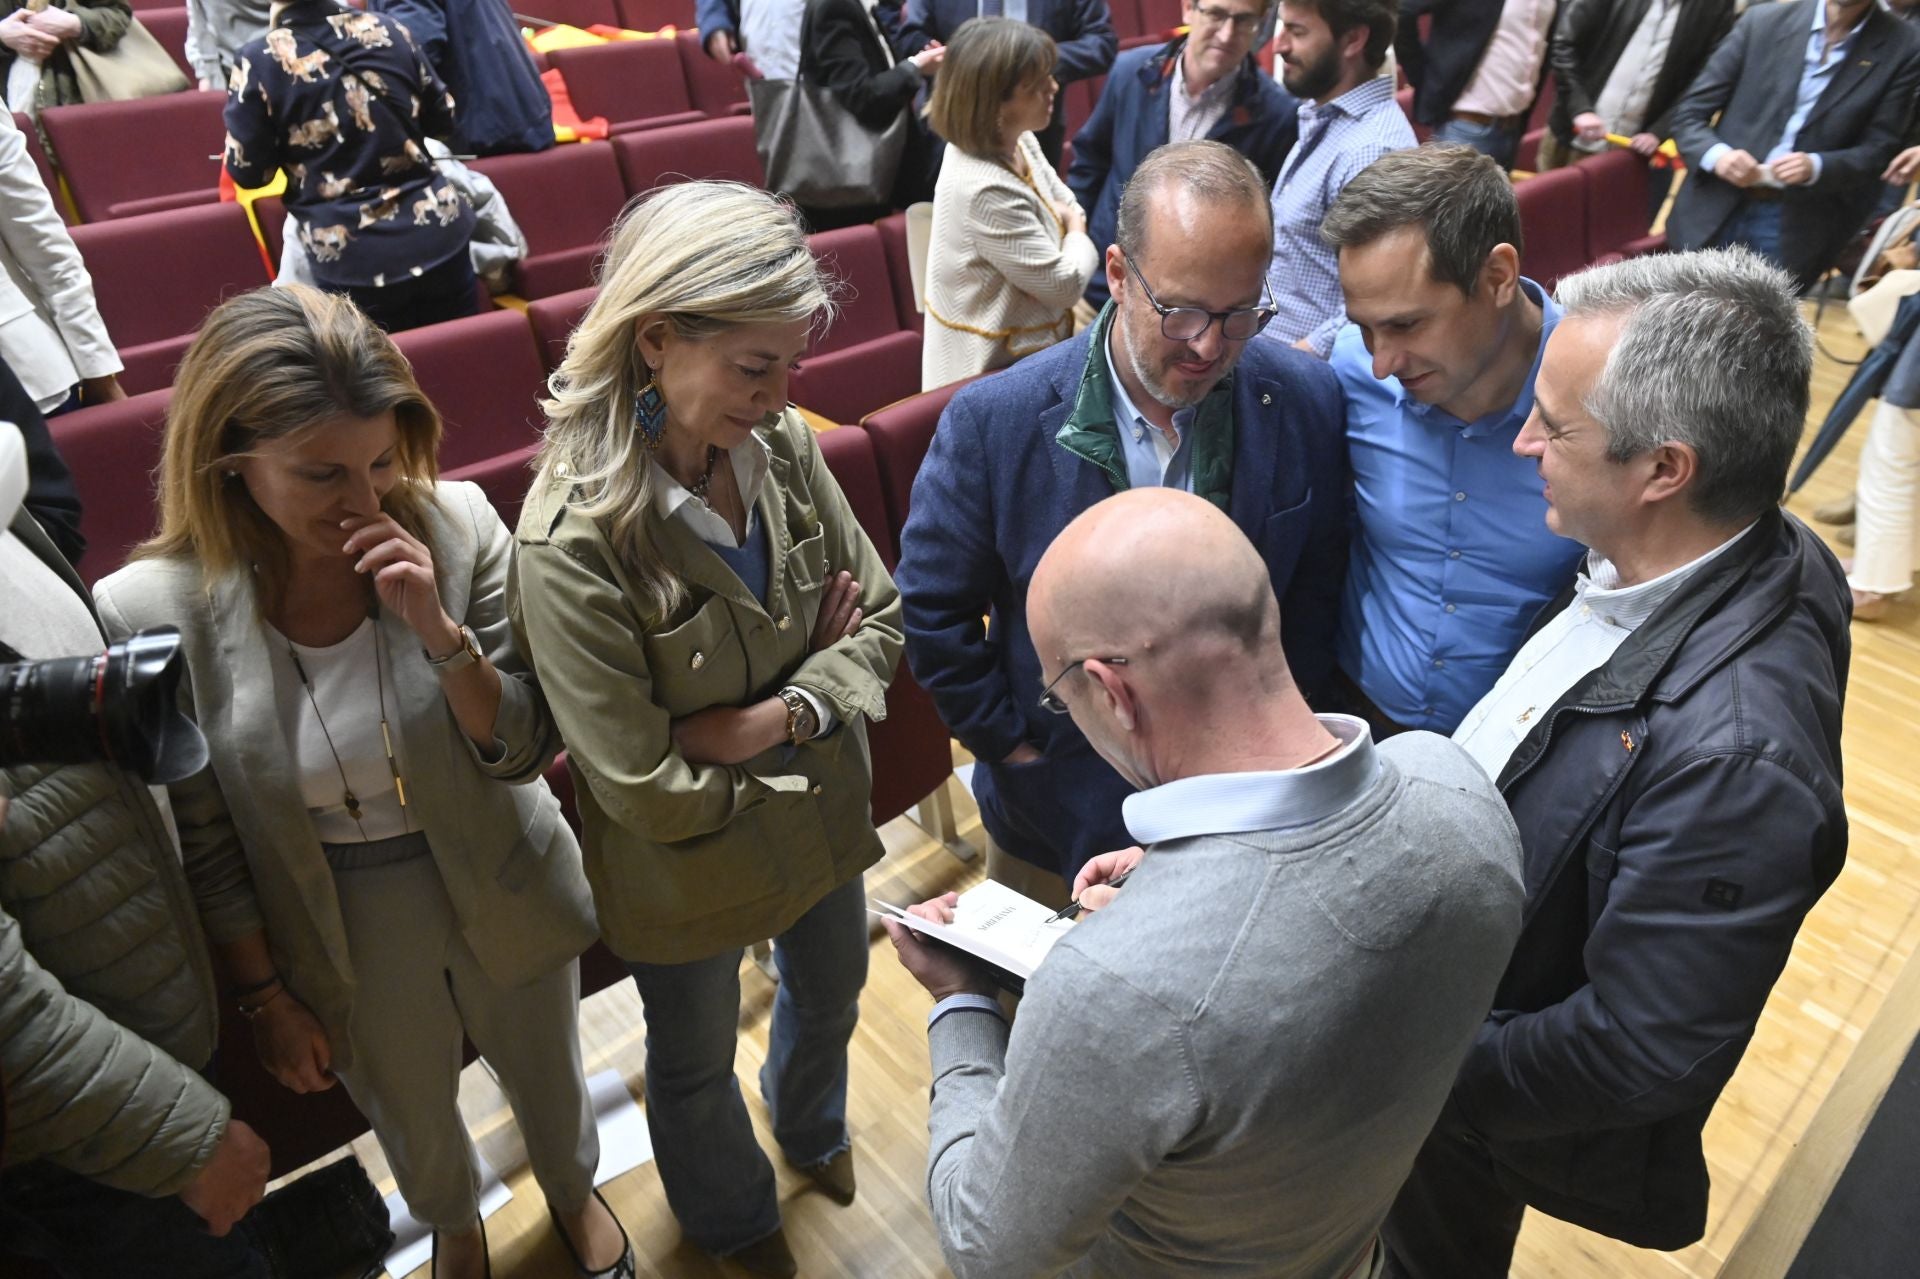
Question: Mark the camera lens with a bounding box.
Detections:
[0,627,209,784]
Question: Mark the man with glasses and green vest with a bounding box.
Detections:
[896,140,1350,902]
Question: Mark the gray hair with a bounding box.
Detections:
[1553,247,1810,524]
[1320,144,1519,293]
[1114,140,1273,261]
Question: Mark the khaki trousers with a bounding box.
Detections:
[983,833,1072,910]
[329,849,598,1231]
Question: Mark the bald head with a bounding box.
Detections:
[1031,489,1287,694]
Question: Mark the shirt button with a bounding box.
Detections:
[1444,603,1457,614]
[1453,491,1467,502]
[811,784,823,795]
[1261,393,1272,405]
[1423,706,1434,716]
[777,615,792,630]
[690,651,705,670]
[1432,658,1446,669]
[1448,549,1462,560]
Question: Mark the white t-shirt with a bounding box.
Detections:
[266,616,411,844]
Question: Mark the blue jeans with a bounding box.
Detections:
[0,1157,270,1279]
[1710,198,1785,269]
[625,874,869,1254]
[1432,116,1524,170]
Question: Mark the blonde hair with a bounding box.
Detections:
[535,181,833,623]
[137,285,442,611]
[926,17,1057,158]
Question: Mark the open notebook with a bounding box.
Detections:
[871,879,1076,991]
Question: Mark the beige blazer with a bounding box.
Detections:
[93,481,597,1070]
[921,130,1099,391]
[509,410,904,964]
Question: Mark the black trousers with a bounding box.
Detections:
[337,248,480,334]
[1380,1108,1528,1279]
[0,1159,270,1279]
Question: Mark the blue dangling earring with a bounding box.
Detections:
[633,372,668,451]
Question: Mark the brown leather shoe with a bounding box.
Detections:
[797,1148,857,1206]
[1853,588,1892,621]
[723,1227,798,1277]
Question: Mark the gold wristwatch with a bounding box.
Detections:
[426,624,482,673]
[779,686,819,745]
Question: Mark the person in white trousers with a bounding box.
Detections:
[1850,332,1920,619]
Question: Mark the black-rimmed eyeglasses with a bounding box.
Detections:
[1188,3,1263,33]
[1038,656,1129,714]
[1121,250,1277,343]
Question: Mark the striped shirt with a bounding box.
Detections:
[1262,76,1417,357]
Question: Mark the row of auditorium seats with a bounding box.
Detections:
[1515,147,1667,287]
[52,211,923,574]
[27,27,744,226]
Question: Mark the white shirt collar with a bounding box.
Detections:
[1121,715,1382,846]
[1574,520,1759,632]
[649,429,772,549]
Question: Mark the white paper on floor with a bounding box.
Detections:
[382,1155,512,1279]
[956,762,975,790]
[589,1067,654,1186]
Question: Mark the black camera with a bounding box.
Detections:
[0,627,210,784]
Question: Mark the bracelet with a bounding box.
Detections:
[236,982,286,1021]
[228,972,283,1000]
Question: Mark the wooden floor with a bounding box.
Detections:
[314,304,1920,1279]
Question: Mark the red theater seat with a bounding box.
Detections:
[471,143,628,298]
[446,442,542,531]
[527,285,598,372]
[547,40,706,136]
[1394,85,1431,144]
[48,388,171,588]
[69,202,269,395]
[12,111,67,221]
[1514,165,1590,288]
[676,29,750,117]
[1580,147,1663,262]
[617,0,695,28]
[789,226,921,426]
[1108,0,1145,41]
[874,212,923,334]
[41,91,225,222]
[137,7,196,81]
[858,378,974,536]
[520,0,620,26]
[392,310,549,468]
[814,426,953,826]
[611,114,764,195]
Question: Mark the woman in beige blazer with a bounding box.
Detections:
[508,181,903,1278]
[920,16,1099,391]
[92,286,631,1279]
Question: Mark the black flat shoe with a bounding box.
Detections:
[431,1216,491,1279]
[551,1187,636,1279]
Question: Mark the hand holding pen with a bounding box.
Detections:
[1049,846,1146,921]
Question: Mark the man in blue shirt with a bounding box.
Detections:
[1320,144,1584,735]
[1667,0,1920,289]
[897,141,1349,899]
[1263,0,1413,356]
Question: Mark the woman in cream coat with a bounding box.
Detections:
[920,16,1098,391]
[509,181,903,1278]
[93,286,631,1279]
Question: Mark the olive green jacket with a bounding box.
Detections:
[509,410,904,964]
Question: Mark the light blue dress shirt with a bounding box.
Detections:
[1104,330,1197,493]
[1701,2,1868,184]
[1329,278,1585,733]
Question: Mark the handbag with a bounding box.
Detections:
[1848,268,1920,349]
[66,17,191,104]
[749,3,907,208]
[239,1154,395,1279]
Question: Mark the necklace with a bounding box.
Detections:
[687,445,721,503]
[284,609,409,843]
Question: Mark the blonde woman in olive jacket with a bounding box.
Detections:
[509,181,903,1278]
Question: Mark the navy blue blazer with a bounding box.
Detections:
[1067,39,1298,306]
[896,327,1350,879]
[895,0,1116,84]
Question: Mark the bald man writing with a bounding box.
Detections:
[885,489,1527,1279]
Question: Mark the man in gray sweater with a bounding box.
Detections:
[885,488,1526,1279]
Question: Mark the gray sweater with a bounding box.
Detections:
[924,731,1525,1278]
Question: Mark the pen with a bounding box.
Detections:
[1045,868,1133,924]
